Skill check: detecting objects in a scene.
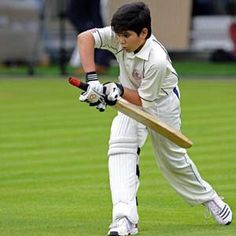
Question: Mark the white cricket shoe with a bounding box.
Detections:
[107,217,138,236]
[204,196,233,225]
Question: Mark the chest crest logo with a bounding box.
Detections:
[132,69,142,84]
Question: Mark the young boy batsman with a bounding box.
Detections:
[77,2,233,235]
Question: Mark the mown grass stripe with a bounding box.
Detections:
[0,78,236,236]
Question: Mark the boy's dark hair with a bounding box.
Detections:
[111,2,152,39]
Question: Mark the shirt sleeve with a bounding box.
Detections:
[138,59,167,108]
[91,26,119,54]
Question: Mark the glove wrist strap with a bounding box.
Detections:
[86,72,98,83]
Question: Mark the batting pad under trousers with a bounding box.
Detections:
[108,88,217,224]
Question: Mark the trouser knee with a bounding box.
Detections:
[108,137,138,156]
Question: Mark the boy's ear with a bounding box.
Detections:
[141,28,148,39]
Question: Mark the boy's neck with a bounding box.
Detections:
[134,40,146,54]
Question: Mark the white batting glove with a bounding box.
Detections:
[103,82,124,105]
[79,72,103,104]
[79,82,103,103]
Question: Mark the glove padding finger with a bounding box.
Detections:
[87,96,107,112]
[88,100,101,107]
[85,97,107,112]
[103,82,124,105]
[96,99,106,112]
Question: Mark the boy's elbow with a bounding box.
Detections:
[77,31,94,44]
[77,31,86,42]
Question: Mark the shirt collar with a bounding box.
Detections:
[133,37,152,60]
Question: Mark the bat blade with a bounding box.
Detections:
[68,77,193,148]
[116,98,193,148]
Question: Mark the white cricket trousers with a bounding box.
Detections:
[108,88,217,224]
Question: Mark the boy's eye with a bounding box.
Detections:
[117,32,130,38]
[122,32,131,38]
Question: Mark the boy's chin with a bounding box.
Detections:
[123,47,133,52]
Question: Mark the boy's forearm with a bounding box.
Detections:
[77,31,96,73]
[122,88,142,106]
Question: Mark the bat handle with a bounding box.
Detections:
[68,77,88,91]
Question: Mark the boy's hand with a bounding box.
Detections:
[78,72,107,111]
[103,82,124,105]
[79,72,103,104]
[79,81,104,104]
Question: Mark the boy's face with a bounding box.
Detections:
[116,28,148,52]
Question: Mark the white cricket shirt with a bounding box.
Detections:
[92,26,178,108]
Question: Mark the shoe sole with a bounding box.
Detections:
[108,230,138,236]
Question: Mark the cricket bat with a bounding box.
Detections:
[68,77,193,149]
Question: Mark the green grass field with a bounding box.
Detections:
[0,77,236,236]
